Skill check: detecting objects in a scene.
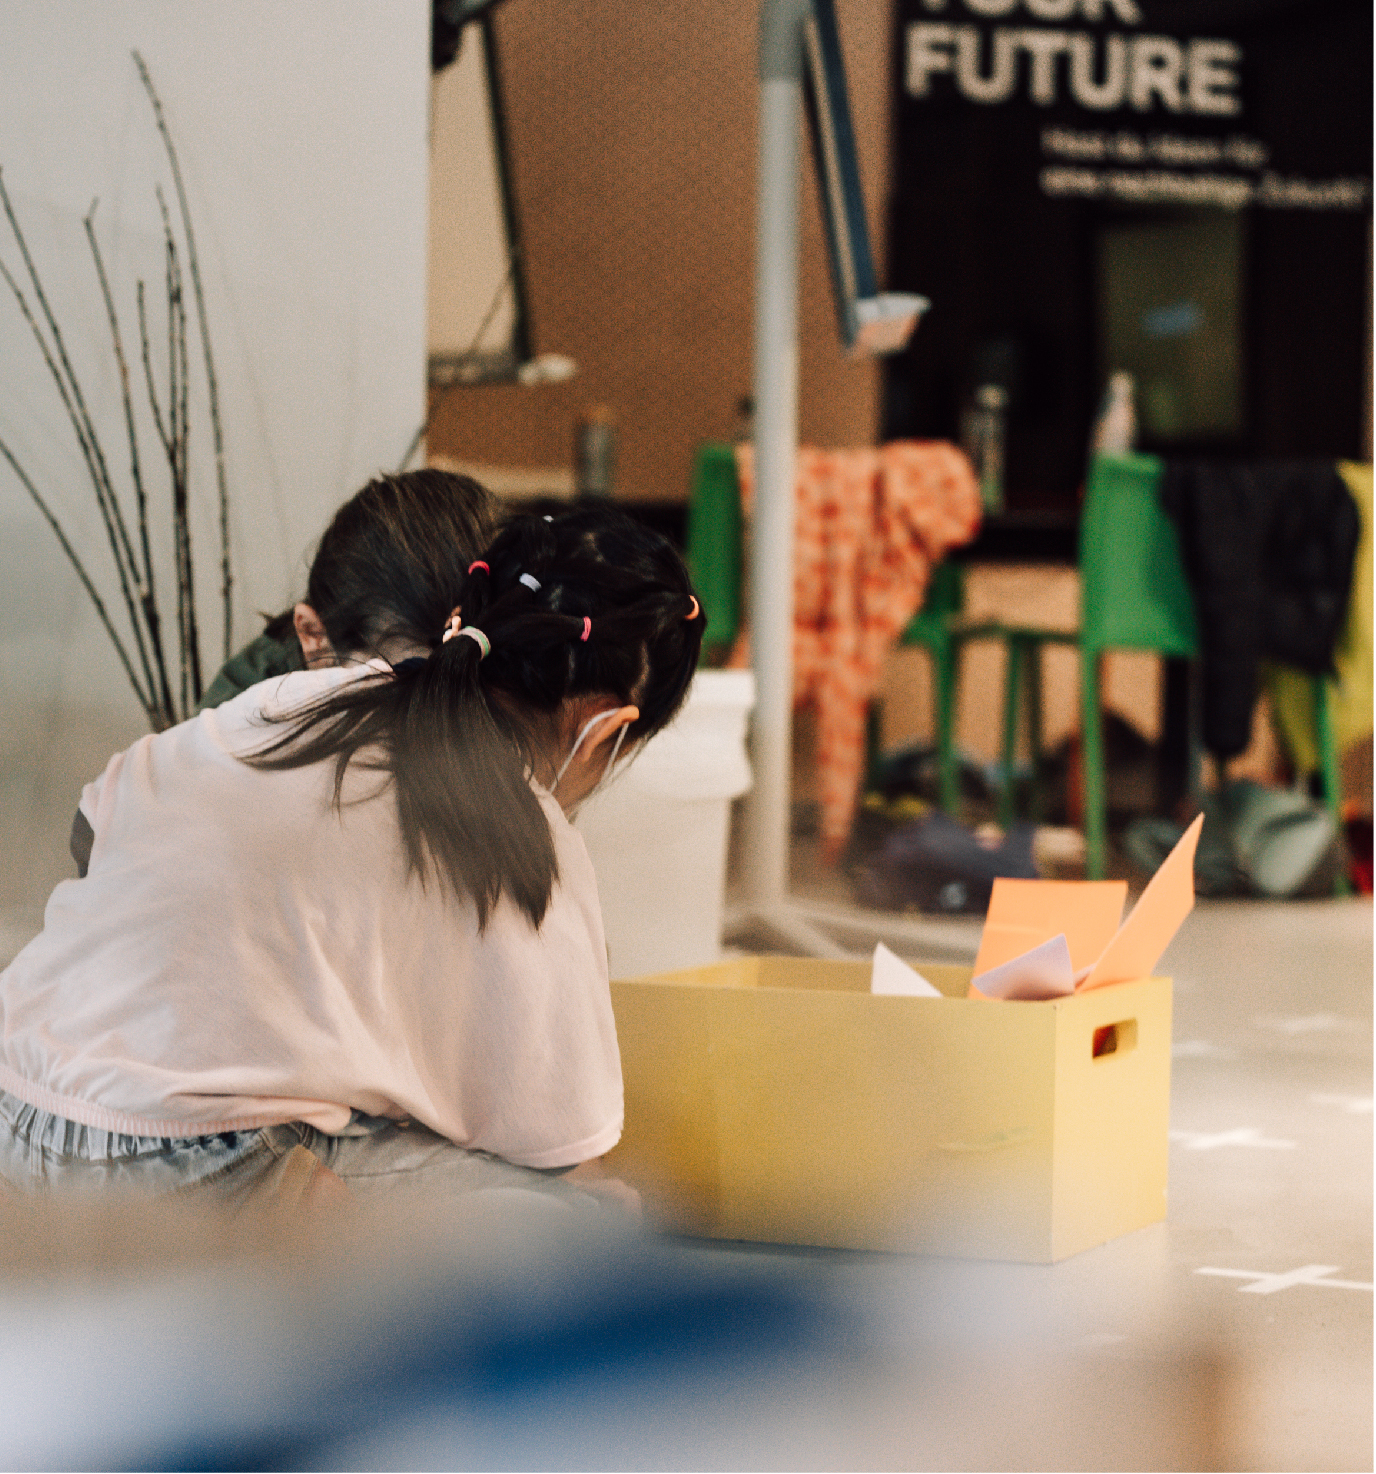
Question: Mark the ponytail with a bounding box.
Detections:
[246,505,705,929]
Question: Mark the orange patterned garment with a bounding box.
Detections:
[734,441,981,858]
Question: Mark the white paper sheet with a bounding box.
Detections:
[971,933,1076,1001]
[870,943,943,997]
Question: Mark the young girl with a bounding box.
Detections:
[0,497,704,1206]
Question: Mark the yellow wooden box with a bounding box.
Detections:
[605,957,1172,1262]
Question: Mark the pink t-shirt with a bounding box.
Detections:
[0,664,623,1169]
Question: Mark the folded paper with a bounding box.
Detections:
[870,942,943,997]
[971,933,1075,1001]
[1079,812,1202,991]
[971,878,1126,977]
[970,814,1203,1000]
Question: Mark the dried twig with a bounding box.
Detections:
[134,49,232,661]
[170,201,199,708]
[0,434,157,726]
[1,57,231,732]
[0,173,161,714]
[137,282,171,458]
[0,172,144,603]
[154,187,200,716]
[139,269,191,719]
[84,201,174,720]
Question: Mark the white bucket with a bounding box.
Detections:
[575,670,754,980]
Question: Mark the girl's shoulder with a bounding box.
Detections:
[206,660,393,738]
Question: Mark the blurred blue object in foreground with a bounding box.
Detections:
[0,1177,1228,1470]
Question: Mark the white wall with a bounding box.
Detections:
[0,1,430,922]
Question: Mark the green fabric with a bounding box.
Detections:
[196,631,305,712]
[1267,461,1373,773]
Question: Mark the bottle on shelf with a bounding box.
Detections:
[574,405,616,498]
[961,382,1007,516]
[1091,371,1137,459]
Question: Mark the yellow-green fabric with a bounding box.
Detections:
[1267,461,1373,773]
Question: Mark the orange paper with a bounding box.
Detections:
[969,814,1202,999]
[972,879,1127,977]
[1077,813,1202,992]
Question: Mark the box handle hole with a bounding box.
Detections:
[1092,1018,1138,1059]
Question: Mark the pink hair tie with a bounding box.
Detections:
[580,616,592,642]
[467,560,489,575]
[686,596,700,621]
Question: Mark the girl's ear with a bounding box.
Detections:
[551,704,640,814]
[293,603,334,666]
[583,705,639,755]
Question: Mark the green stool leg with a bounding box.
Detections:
[999,637,1024,829]
[1082,649,1108,879]
[1313,674,1351,897]
[934,634,961,816]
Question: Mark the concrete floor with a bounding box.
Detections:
[713,882,1373,1471]
[0,870,1369,1470]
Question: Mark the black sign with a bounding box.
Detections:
[885,0,1372,511]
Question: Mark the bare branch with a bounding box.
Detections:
[84,203,152,588]
[137,281,172,458]
[134,50,233,660]
[0,169,144,599]
[137,275,183,725]
[85,202,174,720]
[0,434,158,724]
[157,194,198,719]
[0,208,161,710]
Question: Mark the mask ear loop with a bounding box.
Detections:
[551,707,623,792]
[605,721,630,776]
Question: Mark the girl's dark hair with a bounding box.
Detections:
[260,469,500,650]
[248,502,706,930]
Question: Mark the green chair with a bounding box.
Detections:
[888,451,1197,872]
[687,443,1345,889]
[889,561,997,814]
[1076,452,1199,879]
[685,443,744,659]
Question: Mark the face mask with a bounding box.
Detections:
[551,707,630,793]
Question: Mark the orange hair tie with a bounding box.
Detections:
[686,596,700,621]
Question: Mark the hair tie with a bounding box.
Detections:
[467,560,489,576]
[580,616,592,642]
[444,625,490,658]
[519,573,542,592]
[686,595,700,621]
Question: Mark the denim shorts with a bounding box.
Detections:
[0,1089,589,1207]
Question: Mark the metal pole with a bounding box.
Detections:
[742,0,807,908]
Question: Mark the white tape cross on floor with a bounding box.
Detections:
[1170,1127,1297,1150]
[1255,1013,1357,1035]
[1308,1093,1374,1114]
[1195,1265,1374,1295]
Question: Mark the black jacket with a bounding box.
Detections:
[1159,461,1359,760]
